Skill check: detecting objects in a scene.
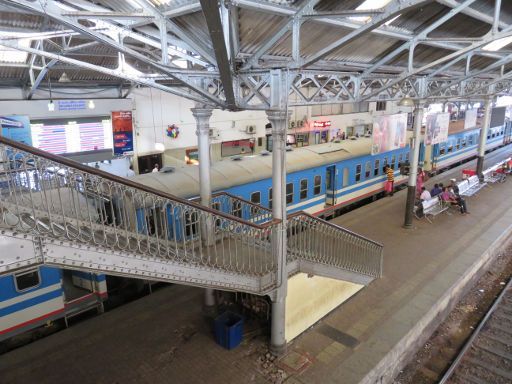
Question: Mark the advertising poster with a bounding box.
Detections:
[112,111,134,155]
[371,113,407,155]
[464,109,477,129]
[425,113,450,145]
[0,115,32,146]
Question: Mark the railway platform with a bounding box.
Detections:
[1,148,512,384]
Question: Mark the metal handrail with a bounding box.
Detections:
[0,135,270,229]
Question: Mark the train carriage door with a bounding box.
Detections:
[325,165,337,206]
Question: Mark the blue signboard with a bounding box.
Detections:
[112,111,134,155]
[0,115,32,146]
[57,100,87,111]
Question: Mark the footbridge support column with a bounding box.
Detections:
[266,109,291,355]
[404,102,424,229]
[476,97,492,178]
[191,106,216,312]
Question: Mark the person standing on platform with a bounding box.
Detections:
[126,165,135,178]
[416,168,426,196]
[385,165,394,196]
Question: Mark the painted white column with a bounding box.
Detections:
[476,97,492,177]
[403,104,424,228]
[266,109,291,354]
[191,107,216,309]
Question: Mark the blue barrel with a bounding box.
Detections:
[214,311,243,350]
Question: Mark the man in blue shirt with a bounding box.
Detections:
[430,183,442,197]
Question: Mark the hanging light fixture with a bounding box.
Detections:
[47,70,54,111]
[398,95,415,107]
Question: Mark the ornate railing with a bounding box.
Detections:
[0,136,383,287]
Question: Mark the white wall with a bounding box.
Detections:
[130,88,270,155]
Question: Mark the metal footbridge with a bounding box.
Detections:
[0,136,383,295]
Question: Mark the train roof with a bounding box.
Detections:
[132,137,373,198]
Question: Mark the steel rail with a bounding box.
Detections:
[438,277,512,384]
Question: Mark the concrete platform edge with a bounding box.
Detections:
[360,222,512,384]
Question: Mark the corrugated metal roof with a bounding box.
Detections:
[0,0,510,88]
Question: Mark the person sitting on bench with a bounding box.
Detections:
[420,187,431,201]
[430,183,442,197]
[450,179,469,215]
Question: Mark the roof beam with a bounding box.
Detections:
[163,2,201,17]
[130,0,216,65]
[62,11,154,19]
[240,0,321,70]
[231,0,296,16]
[27,59,57,99]
[301,0,434,68]
[302,10,384,18]
[199,0,236,108]
[0,39,214,104]
[436,0,509,30]
[363,0,479,76]
[361,26,512,101]
[4,0,222,106]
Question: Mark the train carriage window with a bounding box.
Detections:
[365,161,371,178]
[313,175,321,195]
[14,269,40,292]
[383,157,388,168]
[343,168,349,187]
[391,155,396,169]
[456,138,461,150]
[268,188,272,209]
[250,191,261,205]
[487,133,491,139]
[355,164,362,182]
[468,135,473,145]
[300,179,308,200]
[286,183,293,205]
[447,145,453,153]
[374,159,380,176]
[398,154,403,164]
[461,138,466,148]
[439,144,446,155]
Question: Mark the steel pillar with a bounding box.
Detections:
[266,109,291,355]
[191,106,216,310]
[404,104,424,229]
[476,97,492,178]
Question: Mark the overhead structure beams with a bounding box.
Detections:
[0,0,512,107]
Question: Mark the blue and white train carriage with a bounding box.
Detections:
[134,137,411,218]
[423,124,509,173]
[0,268,107,342]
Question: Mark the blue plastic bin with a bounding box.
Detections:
[214,311,243,350]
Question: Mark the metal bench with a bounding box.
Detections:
[483,161,507,184]
[416,196,449,223]
[458,175,486,197]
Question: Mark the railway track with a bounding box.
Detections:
[439,278,512,384]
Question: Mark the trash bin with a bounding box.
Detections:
[214,311,243,350]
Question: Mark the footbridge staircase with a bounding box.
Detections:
[0,136,383,295]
